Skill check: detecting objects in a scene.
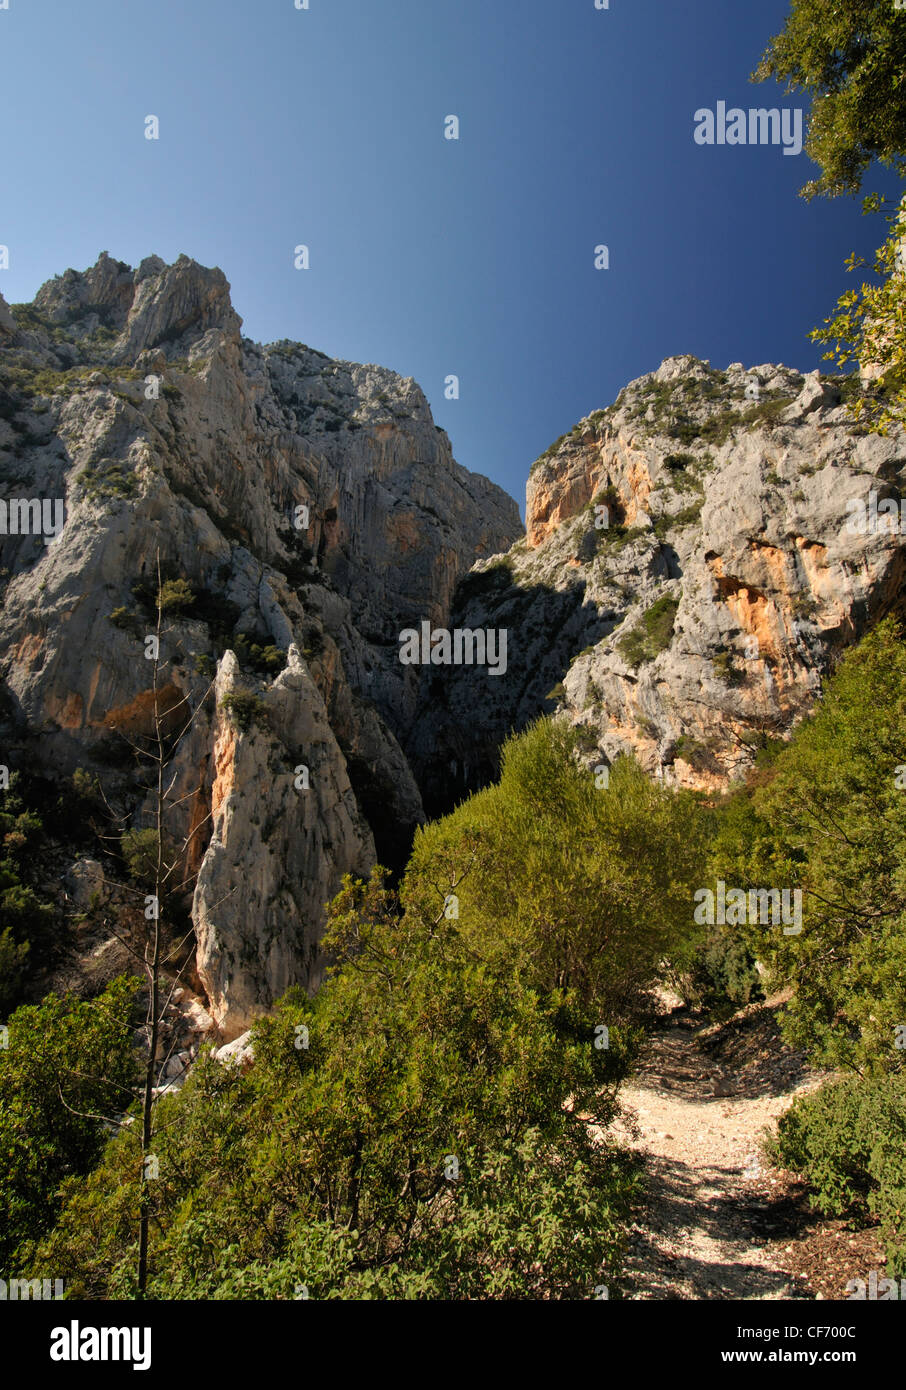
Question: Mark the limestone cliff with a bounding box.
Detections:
[6,255,905,1036]
[0,253,521,1036]
[409,355,906,801]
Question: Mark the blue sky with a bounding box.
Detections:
[1,0,900,513]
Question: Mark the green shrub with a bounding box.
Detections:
[711,649,744,686]
[220,690,268,733]
[453,560,515,609]
[156,578,196,614]
[78,461,139,500]
[27,721,706,1299]
[743,619,906,1074]
[617,595,680,668]
[682,928,764,1020]
[108,607,141,636]
[652,501,703,539]
[120,828,161,884]
[232,635,286,676]
[0,784,55,1012]
[0,978,140,1267]
[769,1073,906,1276]
[0,927,30,1017]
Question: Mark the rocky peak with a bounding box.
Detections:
[0,252,521,1036]
[26,251,242,366]
[0,290,17,339]
[410,354,906,802]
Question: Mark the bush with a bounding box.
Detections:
[30,857,641,1299]
[156,578,196,614]
[27,720,706,1299]
[769,1073,906,1276]
[711,649,744,686]
[108,607,141,636]
[120,827,161,884]
[0,977,140,1267]
[232,635,286,676]
[745,619,906,1074]
[220,690,268,733]
[681,928,764,1020]
[0,927,29,1017]
[407,719,706,1023]
[0,783,55,1012]
[453,560,515,609]
[617,595,680,668]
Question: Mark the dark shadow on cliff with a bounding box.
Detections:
[404,570,619,821]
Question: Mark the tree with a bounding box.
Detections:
[30,865,639,1299]
[0,976,140,1267]
[754,0,906,200]
[810,192,906,434]
[755,6,906,431]
[0,776,55,1015]
[406,719,707,1025]
[28,719,679,1299]
[71,551,221,1296]
[715,619,906,1074]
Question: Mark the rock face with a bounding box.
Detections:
[192,648,374,1037]
[0,252,520,1036]
[409,355,906,799]
[6,255,905,1034]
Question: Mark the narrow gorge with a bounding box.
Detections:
[2,251,904,1052]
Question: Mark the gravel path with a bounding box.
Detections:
[612,1008,821,1300]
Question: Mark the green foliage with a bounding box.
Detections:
[108,606,141,636]
[453,559,516,609]
[680,928,764,1021]
[29,719,708,1299]
[755,2,906,199]
[740,396,791,430]
[811,198,906,435]
[711,649,745,686]
[32,876,639,1296]
[0,782,54,1014]
[529,432,569,475]
[78,460,139,501]
[673,734,712,771]
[71,768,102,810]
[156,578,196,613]
[0,977,140,1267]
[652,501,703,540]
[219,689,268,733]
[0,929,30,1019]
[617,594,680,668]
[408,719,706,1022]
[769,1074,906,1276]
[231,635,286,676]
[735,619,906,1076]
[120,828,161,884]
